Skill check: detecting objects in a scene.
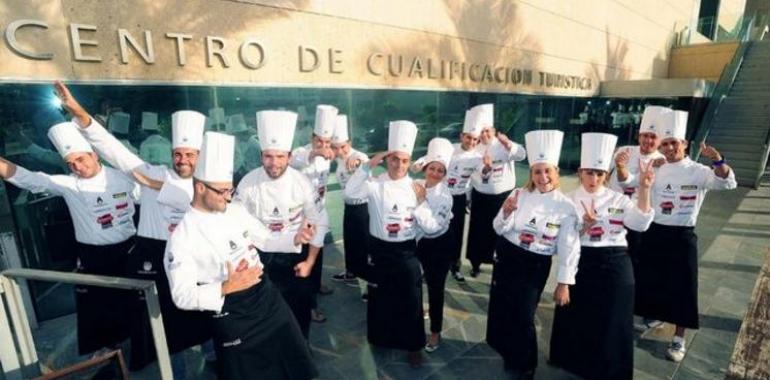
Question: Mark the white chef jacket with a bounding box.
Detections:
[335,149,370,204]
[414,143,483,196]
[610,145,664,200]
[628,157,737,227]
[344,165,438,242]
[493,188,580,284]
[8,166,139,245]
[289,144,333,246]
[164,202,298,313]
[79,119,191,241]
[414,180,454,240]
[471,138,526,195]
[235,166,324,251]
[569,186,654,247]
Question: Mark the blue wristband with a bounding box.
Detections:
[712,158,725,167]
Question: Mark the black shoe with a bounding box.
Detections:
[451,270,466,282]
[361,293,369,302]
[332,271,357,282]
[469,267,480,278]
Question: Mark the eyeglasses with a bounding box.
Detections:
[202,182,234,197]
[582,169,606,176]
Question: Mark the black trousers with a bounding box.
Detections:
[550,246,635,380]
[417,231,454,333]
[343,202,371,280]
[124,236,212,370]
[310,246,323,309]
[74,239,134,355]
[259,247,314,338]
[448,194,467,272]
[467,189,511,268]
[635,223,700,328]
[367,237,425,351]
[486,239,551,372]
[211,280,317,380]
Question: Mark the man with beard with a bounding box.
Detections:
[165,132,318,379]
[235,110,323,339]
[56,81,211,375]
[630,110,736,363]
[466,104,527,277]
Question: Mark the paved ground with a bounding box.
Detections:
[30,172,769,379]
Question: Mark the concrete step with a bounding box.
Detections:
[711,143,765,156]
[708,135,767,145]
[713,111,770,121]
[709,127,769,138]
[701,149,765,161]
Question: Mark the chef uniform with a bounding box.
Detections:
[610,106,666,272]
[486,130,579,375]
[413,138,455,339]
[549,133,654,380]
[344,120,434,351]
[6,122,139,355]
[138,112,172,167]
[290,105,336,312]
[633,111,737,331]
[79,111,211,369]
[466,104,527,273]
[332,115,372,281]
[235,110,323,339]
[164,132,317,380]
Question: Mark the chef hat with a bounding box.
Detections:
[172,110,205,150]
[257,110,297,152]
[225,114,248,134]
[639,106,670,136]
[314,105,338,139]
[332,114,349,144]
[580,133,617,171]
[48,122,93,158]
[388,120,418,156]
[462,109,483,137]
[525,130,563,167]
[422,137,454,169]
[141,112,158,131]
[108,112,130,134]
[658,110,689,141]
[469,104,494,130]
[193,132,234,183]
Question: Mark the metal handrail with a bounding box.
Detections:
[691,15,756,160]
[0,268,173,380]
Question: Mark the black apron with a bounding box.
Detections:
[74,239,134,355]
[549,246,635,380]
[367,237,425,351]
[486,238,551,372]
[417,230,454,333]
[125,236,212,370]
[211,279,318,380]
[343,202,371,280]
[448,193,467,270]
[634,223,699,328]
[309,246,323,309]
[259,247,313,338]
[467,189,511,266]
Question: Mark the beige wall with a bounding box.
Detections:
[668,41,739,82]
[0,0,699,96]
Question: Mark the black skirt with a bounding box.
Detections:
[74,239,134,355]
[211,279,317,380]
[486,238,551,372]
[259,247,314,338]
[549,246,635,380]
[467,189,511,266]
[448,194,468,267]
[343,202,371,280]
[367,237,425,351]
[634,223,699,328]
[124,236,212,370]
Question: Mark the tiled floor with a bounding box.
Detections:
[30,174,769,379]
